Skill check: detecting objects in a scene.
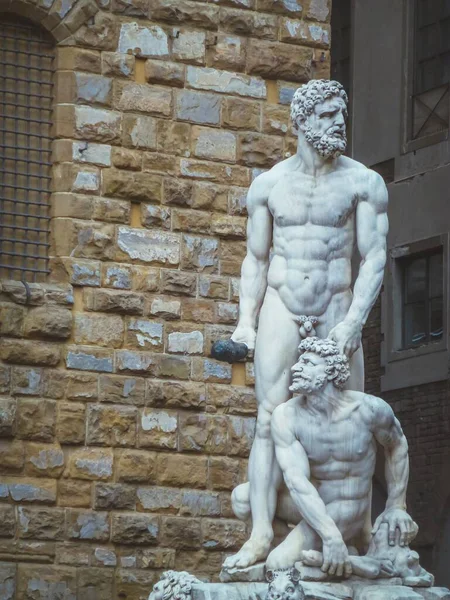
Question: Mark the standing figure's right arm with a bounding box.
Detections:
[231,175,273,350]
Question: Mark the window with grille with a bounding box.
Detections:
[411,0,450,140]
[0,15,54,282]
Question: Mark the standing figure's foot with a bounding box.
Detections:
[223,537,272,570]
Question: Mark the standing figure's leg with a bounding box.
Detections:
[223,289,300,569]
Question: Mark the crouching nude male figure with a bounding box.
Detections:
[223,79,389,569]
[260,337,416,574]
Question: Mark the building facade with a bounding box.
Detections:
[0,0,331,597]
[333,0,450,587]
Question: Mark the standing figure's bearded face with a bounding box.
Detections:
[300,96,348,159]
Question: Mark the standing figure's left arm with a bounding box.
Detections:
[330,171,388,356]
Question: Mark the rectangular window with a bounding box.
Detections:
[400,248,444,349]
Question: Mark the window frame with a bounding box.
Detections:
[401,0,450,153]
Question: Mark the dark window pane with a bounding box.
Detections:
[404,302,427,346]
[417,23,439,61]
[405,257,427,303]
[429,251,443,297]
[430,296,444,340]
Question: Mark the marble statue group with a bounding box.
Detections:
[149,80,440,599]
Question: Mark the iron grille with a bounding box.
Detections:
[0,15,54,282]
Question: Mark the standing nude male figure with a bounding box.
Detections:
[223,80,389,569]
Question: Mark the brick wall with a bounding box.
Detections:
[0,0,331,597]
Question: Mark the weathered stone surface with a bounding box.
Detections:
[181,234,219,272]
[163,178,193,206]
[146,379,205,410]
[87,404,137,447]
[141,204,171,230]
[280,18,330,47]
[193,127,237,162]
[149,0,219,29]
[112,513,159,544]
[115,350,155,373]
[139,547,176,569]
[228,415,256,457]
[158,123,191,156]
[222,96,260,131]
[74,313,124,348]
[117,226,180,266]
[102,51,135,78]
[239,132,283,167]
[94,195,131,222]
[18,506,65,540]
[246,39,313,81]
[118,22,169,57]
[138,409,178,449]
[3,477,57,503]
[125,318,164,351]
[179,158,249,186]
[137,486,181,513]
[207,383,256,414]
[175,89,221,125]
[0,397,16,437]
[180,490,221,517]
[66,509,110,541]
[305,0,330,22]
[116,82,172,116]
[117,449,156,483]
[69,448,114,480]
[0,505,15,537]
[0,440,25,473]
[192,357,232,383]
[17,399,56,442]
[146,59,185,87]
[10,367,42,396]
[187,66,266,98]
[179,413,228,453]
[160,271,196,296]
[0,563,16,600]
[209,456,240,490]
[25,443,65,478]
[103,264,132,289]
[74,73,112,107]
[57,403,86,445]
[0,339,61,367]
[156,453,208,487]
[213,33,247,71]
[173,29,206,64]
[74,105,122,143]
[172,209,211,235]
[132,266,160,293]
[219,8,277,39]
[66,346,114,373]
[94,483,137,509]
[199,275,229,299]
[192,182,228,212]
[77,568,113,600]
[58,480,92,508]
[122,114,158,149]
[16,565,77,600]
[168,330,204,354]
[103,169,160,201]
[149,297,181,320]
[84,288,145,315]
[112,147,141,170]
[99,374,145,405]
[93,547,117,567]
[257,0,302,14]
[202,518,247,550]
[160,516,201,549]
[0,304,24,337]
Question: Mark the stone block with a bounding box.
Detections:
[192,182,228,211]
[132,267,161,293]
[209,456,240,490]
[99,374,145,406]
[239,132,283,167]
[73,141,112,167]
[213,33,246,71]
[16,565,77,600]
[69,448,114,480]
[122,114,158,149]
[172,209,211,234]
[57,47,101,73]
[161,270,197,296]
[115,350,155,374]
[305,0,330,22]
[146,59,185,87]
[0,506,15,537]
[95,195,132,222]
[154,354,191,379]
[141,204,171,230]
[84,288,145,315]
[9,367,41,397]
[143,152,177,174]
[158,122,191,155]
[58,479,92,508]
[149,297,181,320]
[180,490,221,517]
[222,96,260,131]
[207,383,256,415]
[202,518,247,550]
[112,0,148,15]
[18,507,65,540]
[73,313,124,348]
[117,449,156,483]
[25,443,65,478]
[138,408,178,449]
[74,73,112,106]
[181,299,215,323]
[66,509,110,541]
[193,127,237,162]
[181,234,219,272]
[137,486,181,513]
[17,399,56,442]
[86,404,137,447]
[212,215,246,239]
[102,51,135,78]
[116,82,172,117]
[163,178,193,206]
[0,303,24,337]
[219,8,277,39]
[0,397,16,437]
[77,568,113,600]
[216,301,239,323]
[173,29,206,64]
[117,21,169,57]
[149,0,219,29]
[59,371,98,402]
[199,275,229,300]
[57,403,86,445]
[146,379,206,410]
[117,226,180,266]
[228,415,256,457]
[256,0,302,15]
[125,318,164,351]
[0,365,10,394]
[94,483,137,510]
[103,264,133,289]
[156,452,208,488]
[179,158,249,186]
[112,147,142,170]
[187,66,266,99]
[0,339,61,367]
[3,477,57,503]
[280,17,330,47]
[112,513,159,544]
[246,39,313,81]
[263,104,290,135]
[160,516,202,549]
[0,440,25,473]
[139,548,176,569]
[103,168,160,201]
[93,547,117,567]
[74,105,122,143]
[179,413,229,453]
[167,330,204,355]
[115,569,159,599]
[192,357,232,383]
[66,346,114,373]
[57,258,101,287]
[175,89,221,125]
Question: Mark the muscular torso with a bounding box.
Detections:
[293,393,376,506]
[265,159,366,317]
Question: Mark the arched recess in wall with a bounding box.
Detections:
[0,0,102,282]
